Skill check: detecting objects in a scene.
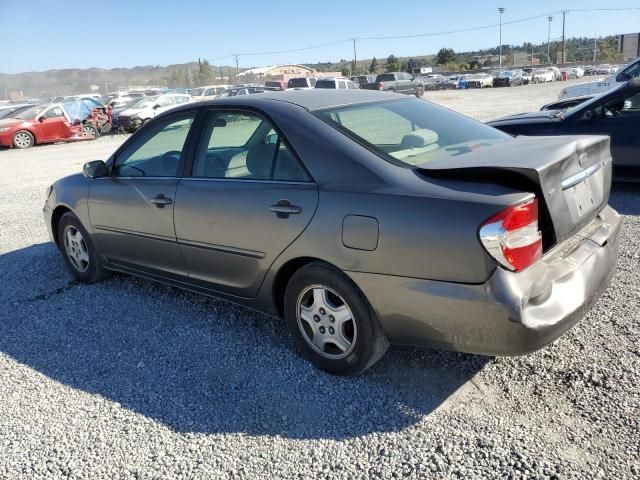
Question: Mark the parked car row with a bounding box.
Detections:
[0,98,111,149]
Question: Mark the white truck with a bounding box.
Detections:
[558,57,640,100]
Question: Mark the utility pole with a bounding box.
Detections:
[234,54,239,83]
[561,10,567,65]
[547,16,553,64]
[498,8,505,71]
[352,38,357,75]
[593,36,597,62]
[531,45,534,66]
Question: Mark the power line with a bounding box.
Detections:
[206,6,640,65]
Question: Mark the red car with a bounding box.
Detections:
[0,104,96,149]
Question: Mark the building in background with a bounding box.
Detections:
[619,33,640,61]
[238,64,316,82]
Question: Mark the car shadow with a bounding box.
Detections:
[0,243,489,440]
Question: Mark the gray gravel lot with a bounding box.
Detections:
[0,80,638,479]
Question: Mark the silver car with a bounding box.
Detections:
[44,90,620,375]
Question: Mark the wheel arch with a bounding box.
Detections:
[272,256,341,318]
[14,128,38,145]
[51,205,73,247]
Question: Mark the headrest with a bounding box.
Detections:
[246,143,276,179]
[400,129,439,149]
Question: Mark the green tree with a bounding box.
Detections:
[406,57,422,73]
[435,48,455,65]
[369,57,378,74]
[385,54,400,72]
[341,66,350,77]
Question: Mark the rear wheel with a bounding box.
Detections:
[12,130,34,149]
[284,262,389,375]
[58,212,111,283]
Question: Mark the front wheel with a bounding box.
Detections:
[284,262,389,375]
[58,212,111,283]
[12,130,34,149]
[81,124,98,139]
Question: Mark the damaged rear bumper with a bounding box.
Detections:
[347,205,621,355]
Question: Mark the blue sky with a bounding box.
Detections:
[1,0,639,74]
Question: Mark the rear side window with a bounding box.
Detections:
[192,111,310,182]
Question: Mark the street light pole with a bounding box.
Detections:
[498,8,505,71]
[561,10,567,65]
[547,16,553,64]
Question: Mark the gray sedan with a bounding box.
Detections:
[43,90,621,375]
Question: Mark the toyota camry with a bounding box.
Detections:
[43,90,620,375]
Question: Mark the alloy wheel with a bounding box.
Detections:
[63,226,90,273]
[14,132,32,148]
[296,285,357,359]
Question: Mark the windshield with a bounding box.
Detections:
[315,80,336,89]
[191,88,205,96]
[287,78,309,88]
[13,105,47,120]
[131,96,158,109]
[317,98,510,167]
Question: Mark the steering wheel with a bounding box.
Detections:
[603,106,622,117]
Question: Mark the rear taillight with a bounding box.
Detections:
[479,197,542,272]
[378,82,384,90]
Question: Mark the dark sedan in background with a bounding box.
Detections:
[44,90,620,375]
[488,78,640,180]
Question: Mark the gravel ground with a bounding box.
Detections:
[0,80,638,479]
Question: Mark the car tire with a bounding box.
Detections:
[12,130,34,149]
[284,262,389,376]
[81,124,98,139]
[58,212,111,283]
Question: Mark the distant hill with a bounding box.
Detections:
[1,35,625,99]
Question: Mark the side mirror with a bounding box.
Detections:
[616,72,630,82]
[37,116,45,123]
[153,104,160,109]
[581,110,595,122]
[83,160,109,178]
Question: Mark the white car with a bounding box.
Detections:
[558,57,640,99]
[286,77,317,90]
[117,94,192,132]
[531,69,554,83]
[314,77,358,89]
[190,85,230,101]
[467,73,493,88]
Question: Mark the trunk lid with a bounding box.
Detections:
[417,135,612,249]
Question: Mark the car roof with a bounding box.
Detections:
[195,89,407,111]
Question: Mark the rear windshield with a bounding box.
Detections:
[191,88,205,96]
[287,78,309,88]
[376,74,395,82]
[316,98,510,167]
[315,80,336,89]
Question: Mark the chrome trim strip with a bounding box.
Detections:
[93,225,176,243]
[177,238,265,259]
[561,162,602,191]
[182,178,313,186]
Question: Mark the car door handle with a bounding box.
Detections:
[269,200,301,218]
[150,194,173,208]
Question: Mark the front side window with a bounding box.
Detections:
[192,111,310,182]
[113,113,195,177]
[45,107,65,118]
[315,80,335,89]
[317,98,510,167]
